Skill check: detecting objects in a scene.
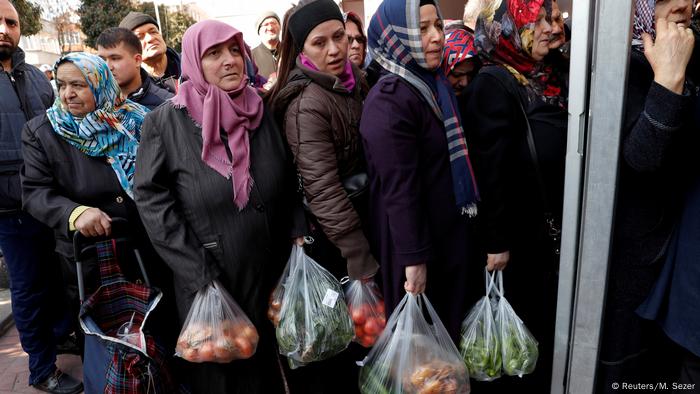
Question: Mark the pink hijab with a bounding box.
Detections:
[172,20,263,209]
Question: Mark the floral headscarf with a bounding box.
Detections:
[47,52,148,199]
[442,28,478,74]
[475,0,552,78]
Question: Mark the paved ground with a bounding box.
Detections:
[0,289,83,393]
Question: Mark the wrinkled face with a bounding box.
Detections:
[655,0,693,27]
[447,59,477,95]
[302,19,348,77]
[549,1,566,49]
[56,62,96,117]
[133,23,166,61]
[419,5,445,70]
[97,43,142,89]
[259,17,280,44]
[201,37,245,92]
[532,7,552,61]
[346,20,366,67]
[0,0,20,62]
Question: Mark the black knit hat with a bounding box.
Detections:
[288,0,344,51]
[119,11,159,31]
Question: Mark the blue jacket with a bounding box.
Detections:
[128,68,173,110]
[0,48,54,211]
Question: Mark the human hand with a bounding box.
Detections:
[404,264,427,294]
[643,17,695,94]
[74,208,112,237]
[293,236,305,246]
[486,251,510,271]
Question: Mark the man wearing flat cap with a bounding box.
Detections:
[119,11,181,93]
[251,11,280,88]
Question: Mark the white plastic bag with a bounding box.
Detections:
[493,271,539,377]
[359,293,471,394]
[175,280,258,363]
[275,245,354,368]
[345,279,387,347]
[459,268,502,381]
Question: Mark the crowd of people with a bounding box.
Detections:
[0,0,698,392]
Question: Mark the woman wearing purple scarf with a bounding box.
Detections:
[267,0,377,391]
[133,20,305,393]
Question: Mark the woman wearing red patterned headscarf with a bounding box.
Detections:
[442,28,479,95]
[462,0,565,392]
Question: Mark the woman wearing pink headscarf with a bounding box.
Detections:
[133,20,305,393]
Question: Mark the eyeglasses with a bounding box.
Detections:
[348,35,367,45]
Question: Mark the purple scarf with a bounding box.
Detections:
[172,20,263,209]
[298,53,356,91]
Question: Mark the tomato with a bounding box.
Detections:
[360,335,375,348]
[271,300,282,311]
[235,337,254,359]
[241,325,259,345]
[377,316,386,328]
[351,308,366,325]
[364,318,380,336]
[214,338,234,362]
[355,325,365,338]
[182,347,199,362]
[376,301,385,315]
[199,341,215,362]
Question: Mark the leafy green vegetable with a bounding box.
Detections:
[496,299,538,377]
[460,297,502,381]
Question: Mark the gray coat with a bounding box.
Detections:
[133,102,304,394]
[0,48,54,210]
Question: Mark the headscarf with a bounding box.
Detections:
[475,0,551,78]
[442,28,477,74]
[368,0,480,216]
[47,52,148,199]
[172,20,264,210]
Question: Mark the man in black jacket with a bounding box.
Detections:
[119,12,181,94]
[0,1,82,393]
[96,27,173,110]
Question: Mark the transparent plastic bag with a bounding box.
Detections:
[459,268,502,381]
[275,245,354,368]
[175,280,259,363]
[492,271,539,377]
[345,278,387,348]
[359,293,471,394]
[267,251,293,328]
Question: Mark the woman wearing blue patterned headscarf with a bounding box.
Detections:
[21,52,177,360]
[359,0,478,341]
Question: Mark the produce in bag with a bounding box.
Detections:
[359,293,470,394]
[275,245,354,368]
[345,279,387,347]
[268,251,294,328]
[492,271,538,377]
[459,268,502,381]
[175,280,259,363]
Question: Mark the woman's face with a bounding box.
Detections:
[56,62,96,117]
[302,19,348,76]
[201,37,245,92]
[531,6,553,61]
[447,59,477,95]
[346,20,366,67]
[655,0,693,27]
[419,4,445,70]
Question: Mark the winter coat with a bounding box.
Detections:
[128,68,173,110]
[0,48,54,211]
[360,74,474,341]
[133,102,305,394]
[275,59,378,280]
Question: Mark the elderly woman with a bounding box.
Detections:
[442,27,479,96]
[360,0,479,342]
[462,0,565,391]
[133,20,304,393]
[599,0,697,390]
[19,52,178,355]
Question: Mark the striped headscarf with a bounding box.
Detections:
[442,28,477,74]
[47,52,148,199]
[368,0,480,216]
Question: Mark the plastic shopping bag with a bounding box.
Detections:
[359,293,471,394]
[267,250,294,328]
[459,268,502,381]
[345,279,387,348]
[493,271,539,377]
[275,245,354,368]
[175,280,259,363]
